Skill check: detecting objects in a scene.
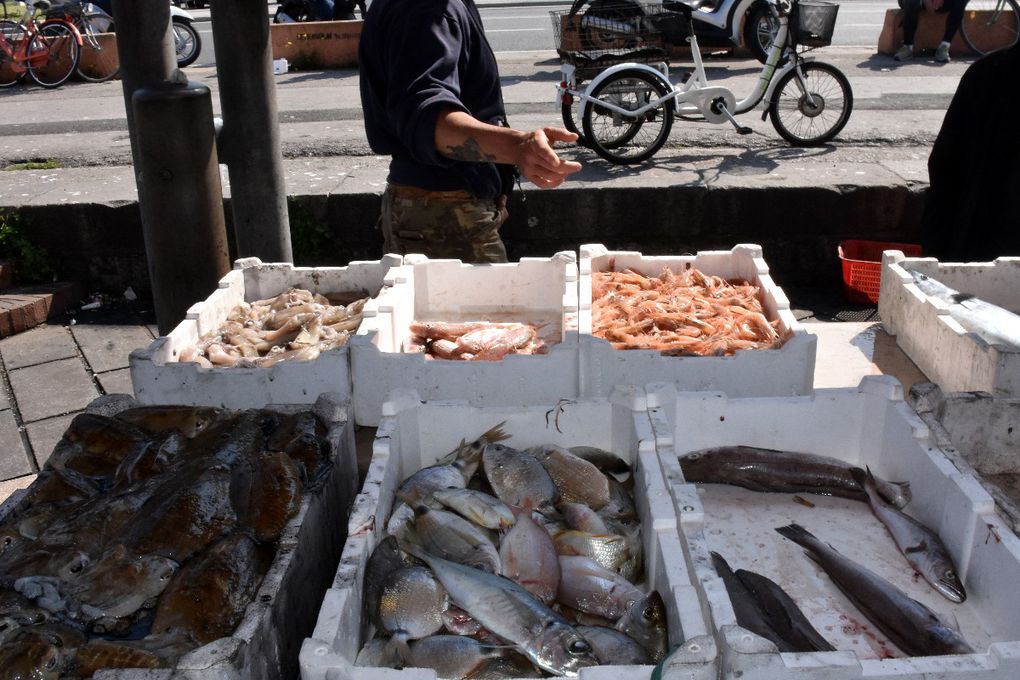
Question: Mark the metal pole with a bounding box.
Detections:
[209,0,293,262]
[113,0,231,334]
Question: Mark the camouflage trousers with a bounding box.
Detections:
[379,183,508,263]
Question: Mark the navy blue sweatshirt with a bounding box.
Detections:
[359,0,507,198]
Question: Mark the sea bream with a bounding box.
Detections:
[775,523,973,657]
[853,467,966,602]
[908,269,1020,349]
[679,445,912,508]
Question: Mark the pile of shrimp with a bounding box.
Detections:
[404,321,549,361]
[591,267,786,356]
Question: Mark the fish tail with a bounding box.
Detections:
[480,421,511,445]
[384,632,412,667]
[709,551,734,576]
[774,523,819,550]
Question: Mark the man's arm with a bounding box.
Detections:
[435,108,582,189]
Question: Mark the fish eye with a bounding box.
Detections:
[689,453,700,460]
[43,652,59,669]
[567,639,591,656]
[643,605,657,620]
[944,569,956,580]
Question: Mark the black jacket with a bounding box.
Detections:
[359,0,507,198]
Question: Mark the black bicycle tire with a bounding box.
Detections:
[27,21,80,88]
[173,18,201,68]
[768,61,852,146]
[0,20,25,87]
[75,17,119,82]
[960,0,1020,55]
[582,67,674,165]
[561,100,590,146]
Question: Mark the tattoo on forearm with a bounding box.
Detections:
[444,138,497,163]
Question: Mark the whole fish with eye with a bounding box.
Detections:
[363,536,422,630]
[377,566,449,653]
[398,424,509,509]
[556,555,644,621]
[679,446,912,508]
[614,591,668,662]
[400,540,600,677]
[483,443,560,517]
[553,530,640,582]
[114,405,220,439]
[908,270,1020,349]
[528,445,611,510]
[410,507,501,574]
[575,625,651,665]
[775,524,973,657]
[499,501,561,605]
[853,467,966,603]
[734,568,835,652]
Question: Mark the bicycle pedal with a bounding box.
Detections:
[736,126,753,135]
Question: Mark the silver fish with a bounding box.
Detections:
[499,503,560,605]
[599,476,638,523]
[466,652,545,679]
[400,541,600,677]
[398,424,509,509]
[413,507,501,574]
[908,270,1020,349]
[557,555,644,621]
[775,523,973,657]
[442,606,484,636]
[854,467,966,603]
[364,536,421,630]
[405,635,507,679]
[553,531,639,582]
[576,625,652,665]
[378,566,449,643]
[680,446,912,509]
[483,443,559,516]
[355,637,402,668]
[615,591,668,662]
[528,445,611,510]
[387,502,416,538]
[433,489,515,531]
[559,502,610,535]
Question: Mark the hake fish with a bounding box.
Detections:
[400,541,600,677]
[853,467,966,603]
[908,270,1020,349]
[734,568,835,653]
[680,446,912,508]
[710,552,795,653]
[775,523,973,657]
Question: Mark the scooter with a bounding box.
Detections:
[90,0,203,67]
[569,0,779,62]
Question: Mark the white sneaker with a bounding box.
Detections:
[935,43,951,63]
[894,45,913,61]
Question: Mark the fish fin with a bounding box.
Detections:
[849,466,868,487]
[709,551,732,575]
[481,421,511,445]
[903,540,928,555]
[384,633,412,667]
[774,523,823,554]
[952,293,976,304]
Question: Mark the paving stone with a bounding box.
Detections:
[9,358,98,423]
[96,368,134,397]
[26,413,77,468]
[0,409,31,481]
[0,324,78,370]
[71,324,154,374]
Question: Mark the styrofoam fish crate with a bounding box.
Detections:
[910,382,1020,535]
[79,393,358,680]
[299,388,719,680]
[644,375,1020,680]
[129,255,403,409]
[879,252,1020,397]
[348,252,581,426]
[578,243,816,399]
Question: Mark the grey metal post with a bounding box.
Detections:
[113,0,230,334]
[209,0,293,263]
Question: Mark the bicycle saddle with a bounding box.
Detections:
[33,0,51,10]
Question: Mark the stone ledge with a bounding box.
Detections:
[0,282,84,339]
[877,7,987,56]
[271,19,362,69]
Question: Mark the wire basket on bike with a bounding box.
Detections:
[790,0,839,47]
[550,2,686,64]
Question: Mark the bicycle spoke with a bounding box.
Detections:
[774,68,848,144]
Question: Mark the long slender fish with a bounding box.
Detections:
[734,568,835,652]
[400,541,600,677]
[710,552,795,653]
[680,446,912,508]
[908,270,1020,349]
[853,467,966,603]
[775,524,973,657]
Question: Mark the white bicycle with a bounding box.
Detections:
[555,0,853,164]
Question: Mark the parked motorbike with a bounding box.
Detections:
[273,0,329,22]
[569,0,780,62]
[89,0,202,67]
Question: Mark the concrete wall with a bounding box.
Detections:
[8,184,925,299]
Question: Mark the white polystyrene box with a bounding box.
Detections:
[910,382,1020,535]
[879,252,1020,397]
[74,393,358,680]
[299,388,719,680]
[129,255,402,409]
[577,243,816,399]
[348,253,581,426]
[645,375,1020,680]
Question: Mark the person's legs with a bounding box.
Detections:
[941,0,967,42]
[897,0,921,59]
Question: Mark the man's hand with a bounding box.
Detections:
[515,127,583,189]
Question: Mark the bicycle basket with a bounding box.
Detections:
[791,0,839,47]
[550,2,681,62]
[44,1,84,20]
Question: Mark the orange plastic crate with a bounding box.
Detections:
[838,240,922,305]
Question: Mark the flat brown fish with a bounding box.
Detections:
[48,413,150,482]
[115,406,220,439]
[231,451,303,543]
[65,544,177,621]
[73,638,172,676]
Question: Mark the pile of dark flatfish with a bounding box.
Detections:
[681,445,973,658]
[357,424,669,678]
[0,405,332,678]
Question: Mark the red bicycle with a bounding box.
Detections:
[0,0,83,88]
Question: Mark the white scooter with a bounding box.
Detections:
[570,0,780,63]
[89,1,202,67]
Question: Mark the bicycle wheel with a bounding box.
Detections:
[0,21,26,87]
[75,15,119,82]
[27,22,80,88]
[768,61,852,147]
[172,18,201,68]
[561,95,590,147]
[582,68,673,165]
[961,0,1019,55]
